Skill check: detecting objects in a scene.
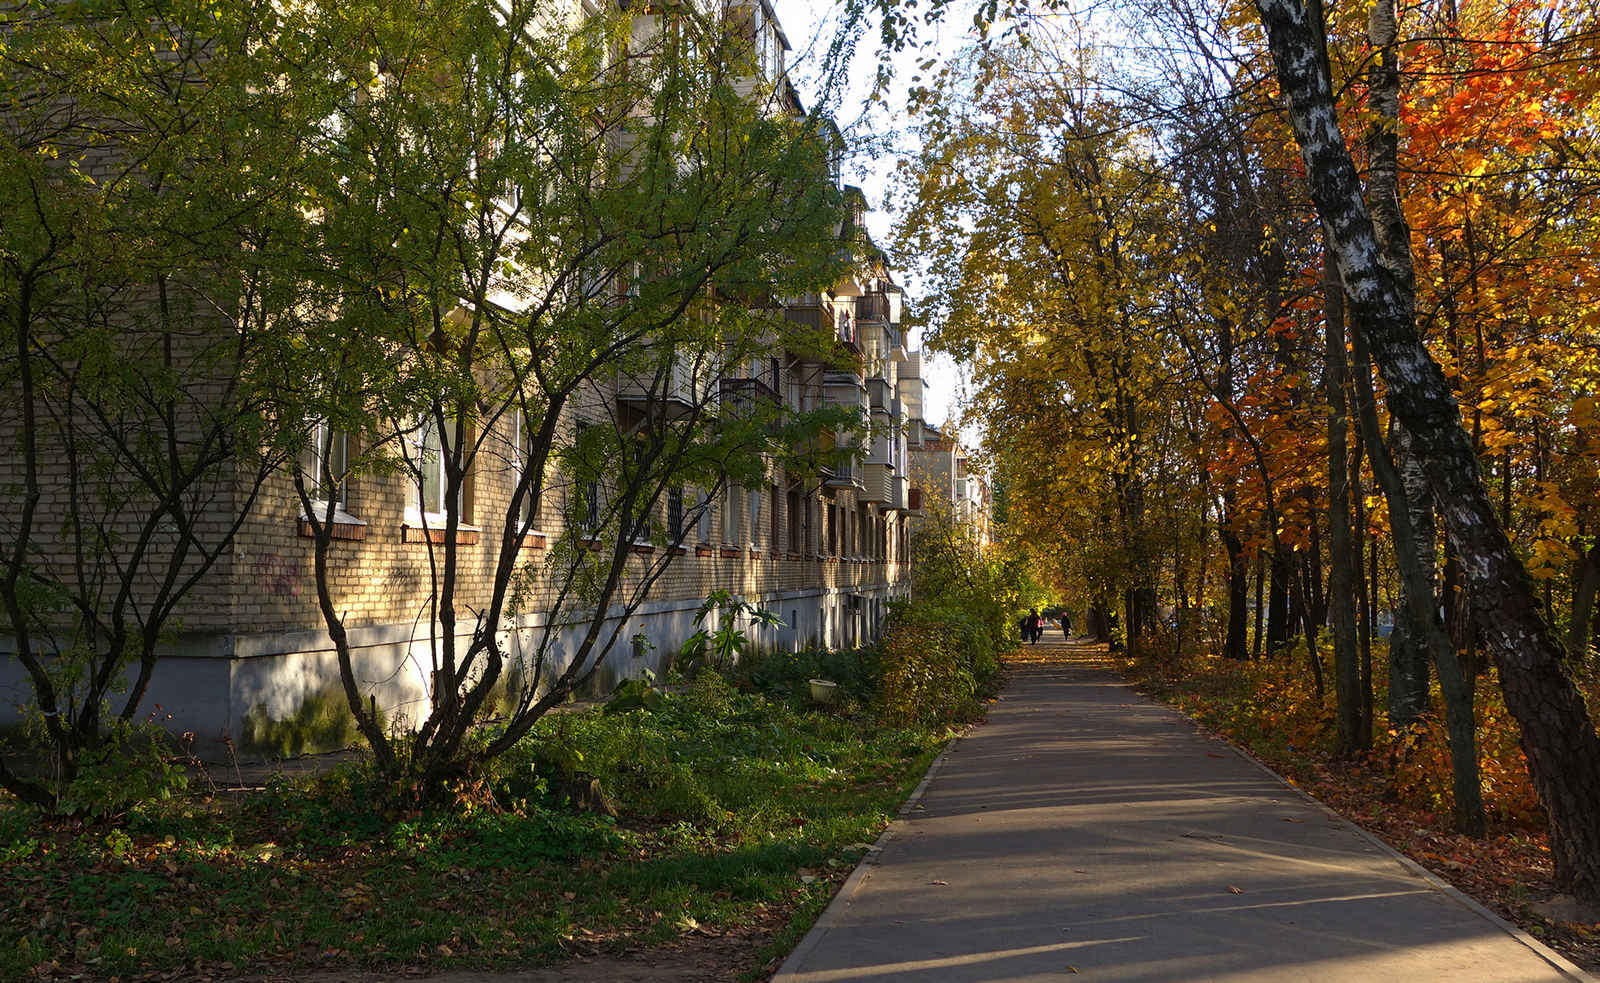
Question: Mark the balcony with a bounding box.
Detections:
[823,370,868,416]
[825,461,865,492]
[887,322,908,362]
[835,310,861,354]
[720,357,781,411]
[888,474,909,511]
[618,357,706,420]
[855,292,891,323]
[866,376,890,411]
[861,462,892,504]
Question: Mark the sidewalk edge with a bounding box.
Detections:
[768,730,965,982]
[1190,711,1597,983]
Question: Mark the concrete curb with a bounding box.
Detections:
[769,729,966,982]
[1158,692,1597,983]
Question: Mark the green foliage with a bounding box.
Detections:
[603,670,670,715]
[736,646,882,707]
[51,722,188,822]
[0,676,948,980]
[865,510,1036,727]
[878,607,993,728]
[679,591,784,672]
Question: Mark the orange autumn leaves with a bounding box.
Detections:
[1397,0,1600,579]
[1205,0,1600,575]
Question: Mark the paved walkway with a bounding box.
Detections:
[775,640,1589,983]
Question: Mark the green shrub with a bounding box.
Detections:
[736,645,881,706]
[53,721,188,820]
[878,606,999,728]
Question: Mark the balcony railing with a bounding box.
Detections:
[825,462,865,492]
[855,292,891,322]
[866,376,890,411]
[617,358,706,420]
[720,376,780,403]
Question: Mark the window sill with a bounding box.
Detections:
[695,545,715,557]
[718,547,741,559]
[519,531,548,549]
[403,513,481,546]
[298,507,368,542]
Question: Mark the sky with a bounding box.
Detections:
[770,0,978,444]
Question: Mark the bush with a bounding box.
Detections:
[735,645,881,706]
[877,605,999,728]
[1388,677,1544,829]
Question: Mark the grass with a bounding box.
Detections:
[0,671,948,980]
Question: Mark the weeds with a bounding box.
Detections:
[0,670,944,980]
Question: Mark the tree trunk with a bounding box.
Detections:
[1325,249,1363,755]
[1354,445,1376,739]
[1253,548,1266,660]
[1260,0,1597,883]
[1267,544,1291,653]
[1571,541,1599,660]
[1223,497,1250,660]
[1389,421,1434,729]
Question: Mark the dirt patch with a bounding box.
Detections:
[233,919,787,983]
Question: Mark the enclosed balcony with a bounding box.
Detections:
[861,462,892,504]
[823,370,868,417]
[866,376,891,412]
[889,474,910,511]
[617,357,707,420]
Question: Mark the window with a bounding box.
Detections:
[572,421,601,533]
[513,409,534,527]
[787,487,801,553]
[667,486,685,541]
[582,474,601,532]
[770,484,780,551]
[301,420,347,508]
[696,486,713,542]
[747,487,761,547]
[722,485,741,545]
[411,414,458,519]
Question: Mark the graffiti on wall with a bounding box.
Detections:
[250,553,302,598]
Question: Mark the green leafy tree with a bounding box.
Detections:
[0,0,325,811]
[286,0,856,802]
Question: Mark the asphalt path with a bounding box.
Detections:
[774,639,1590,983]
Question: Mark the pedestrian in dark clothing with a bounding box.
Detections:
[1026,609,1043,644]
[1061,611,1072,637]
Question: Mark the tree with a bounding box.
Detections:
[0,0,323,811]
[286,0,853,802]
[1255,0,1600,905]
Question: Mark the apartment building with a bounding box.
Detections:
[0,0,920,754]
[908,416,993,547]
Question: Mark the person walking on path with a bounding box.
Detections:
[1060,610,1073,638]
[1025,609,1043,644]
